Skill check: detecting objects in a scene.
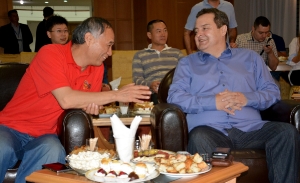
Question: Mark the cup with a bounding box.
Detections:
[119,102,129,115]
[114,137,134,162]
[86,138,98,151]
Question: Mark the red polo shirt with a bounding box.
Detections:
[0,42,103,137]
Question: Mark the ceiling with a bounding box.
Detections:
[13,0,91,6]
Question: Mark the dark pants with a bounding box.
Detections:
[188,122,299,183]
[290,70,300,85]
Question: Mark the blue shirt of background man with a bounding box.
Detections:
[167,46,280,135]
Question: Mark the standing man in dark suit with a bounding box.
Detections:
[35,7,54,52]
[0,9,33,54]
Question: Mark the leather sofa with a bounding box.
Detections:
[150,68,300,183]
[0,63,94,183]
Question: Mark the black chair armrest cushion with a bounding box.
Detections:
[260,99,300,132]
[59,109,94,154]
[150,103,188,152]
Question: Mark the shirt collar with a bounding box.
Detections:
[198,43,232,61]
[145,44,171,51]
[204,0,224,7]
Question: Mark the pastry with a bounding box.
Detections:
[134,162,147,179]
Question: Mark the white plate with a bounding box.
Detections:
[134,110,151,115]
[99,114,113,118]
[160,164,212,177]
[85,169,160,182]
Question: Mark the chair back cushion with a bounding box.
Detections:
[0,63,29,110]
[157,68,175,103]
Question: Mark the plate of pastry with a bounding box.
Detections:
[156,153,212,177]
[85,160,159,182]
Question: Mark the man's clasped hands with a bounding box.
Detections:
[216,89,247,115]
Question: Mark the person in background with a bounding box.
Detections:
[287,35,300,85]
[35,7,54,52]
[46,15,69,45]
[0,9,33,54]
[132,19,184,104]
[235,16,279,81]
[0,17,151,183]
[168,8,299,183]
[268,31,288,82]
[184,0,237,55]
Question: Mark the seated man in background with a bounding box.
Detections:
[168,8,299,183]
[132,19,184,104]
[234,16,279,82]
[0,17,151,183]
[46,15,69,45]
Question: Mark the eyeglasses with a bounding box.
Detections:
[49,30,69,34]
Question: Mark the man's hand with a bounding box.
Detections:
[229,42,237,48]
[216,90,247,115]
[118,83,151,103]
[264,45,273,54]
[150,81,160,93]
[83,103,101,115]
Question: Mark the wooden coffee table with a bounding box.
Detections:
[26,162,248,183]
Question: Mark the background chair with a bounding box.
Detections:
[150,68,300,183]
[0,63,94,183]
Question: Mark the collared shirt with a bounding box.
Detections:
[167,46,280,135]
[185,0,237,31]
[132,44,184,87]
[11,23,23,52]
[236,32,278,65]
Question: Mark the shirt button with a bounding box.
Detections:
[221,71,223,74]
[222,84,225,86]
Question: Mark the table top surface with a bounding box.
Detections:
[26,162,248,183]
[92,114,150,126]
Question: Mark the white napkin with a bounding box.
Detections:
[109,77,121,90]
[110,114,142,138]
[110,114,142,162]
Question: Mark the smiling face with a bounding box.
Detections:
[47,24,69,44]
[147,22,168,49]
[194,13,227,56]
[252,25,270,42]
[87,27,115,66]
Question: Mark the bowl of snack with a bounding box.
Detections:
[278,56,288,62]
[99,104,119,118]
[66,146,117,175]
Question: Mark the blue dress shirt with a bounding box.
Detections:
[167,46,280,135]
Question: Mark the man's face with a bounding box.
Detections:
[194,13,226,53]
[9,12,19,23]
[88,27,114,66]
[147,22,168,46]
[252,25,270,42]
[47,24,69,45]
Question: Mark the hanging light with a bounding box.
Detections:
[20,0,24,4]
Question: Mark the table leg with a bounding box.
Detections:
[93,126,115,150]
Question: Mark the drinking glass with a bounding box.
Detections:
[119,102,129,116]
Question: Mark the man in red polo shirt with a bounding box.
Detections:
[0,17,151,183]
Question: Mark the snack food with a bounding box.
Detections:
[155,153,208,174]
[99,104,119,114]
[278,56,288,61]
[134,102,154,111]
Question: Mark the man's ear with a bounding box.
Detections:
[251,26,255,32]
[84,32,93,46]
[46,31,51,39]
[220,25,227,36]
[147,32,152,40]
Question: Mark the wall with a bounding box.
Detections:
[13,6,90,52]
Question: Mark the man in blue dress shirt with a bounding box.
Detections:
[168,8,299,183]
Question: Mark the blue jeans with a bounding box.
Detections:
[187,122,299,183]
[0,125,66,183]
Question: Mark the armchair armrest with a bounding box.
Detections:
[260,99,300,132]
[59,109,94,154]
[150,103,188,152]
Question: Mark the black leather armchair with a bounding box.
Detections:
[150,68,300,183]
[0,63,94,183]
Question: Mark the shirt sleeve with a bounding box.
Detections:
[29,45,70,97]
[227,5,238,28]
[167,57,217,114]
[132,52,150,87]
[242,53,280,110]
[184,5,199,31]
[270,39,278,57]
